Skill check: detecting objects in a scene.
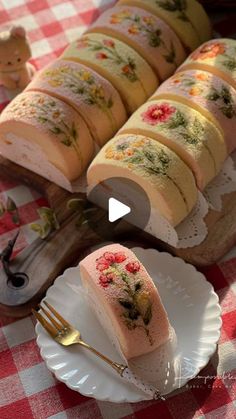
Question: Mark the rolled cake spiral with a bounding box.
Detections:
[153,70,236,154]
[0,92,94,183]
[79,243,171,359]
[118,99,227,190]
[87,134,198,226]
[26,60,127,147]
[61,33,158,113]
[86,5,186,80]
[179,39,236,91]
[118,0,211,51]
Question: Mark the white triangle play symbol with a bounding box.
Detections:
[108,197,131,222]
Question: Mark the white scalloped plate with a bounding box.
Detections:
[35,248,222,403]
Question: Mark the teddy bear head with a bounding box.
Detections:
[0,26,31,72]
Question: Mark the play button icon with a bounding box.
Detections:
[86,177,151,240]
[108,198,131,222]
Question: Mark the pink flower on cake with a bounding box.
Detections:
[141,103,175,125]
[103,39,115,48]
[96,52,108,60]
[126,261,140,273]
[191,42,226,61]
[103,252,116,263]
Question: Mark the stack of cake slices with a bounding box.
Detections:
[0,0,210,191]
[88,38,236,227]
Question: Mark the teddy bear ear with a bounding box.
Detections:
[10,26,26,38]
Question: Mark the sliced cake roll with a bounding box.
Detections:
[87,134,198,226]
[26,60,127,147]
[179,39,236,91]
[0,92,94,186]
[118,0,211,51]
[86,5,186,80]
[61,33,158,114]
[153,70,236,154]
[79,243,172,359]
[119,99,227,190]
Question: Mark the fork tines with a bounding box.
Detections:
[32,301,70,337]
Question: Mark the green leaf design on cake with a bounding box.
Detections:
[76,37,140,83]
[105,136,189,211]
[155,0,190,22]
[42,65,115,128]
[206,86,236,118]
[110,9,177,65]
[12,95,82,162]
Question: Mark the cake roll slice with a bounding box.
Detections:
[87,134,198,226]
[87,5,186,80]
[61,33,158,114]
[179,39,236,91]
[79,243,172,359]
[0,92,94,186]
[118,0,211,51]
[153,70,236,154]
[26,60,127,147]
[119,99,226,190]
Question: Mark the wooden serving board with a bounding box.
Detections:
[1,156,236,317]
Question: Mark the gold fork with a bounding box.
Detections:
[33,301,165,401]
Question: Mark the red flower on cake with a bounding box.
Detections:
[103,39,115,48]
[114,252,127,263]
[96,52,108,60]
[191,42,226,61]
[125,261,140,273]
[122,64,133,75]
[96,251,127,271]
[96,257,110,271]
[141,103,175,125]
[99,273,114,288]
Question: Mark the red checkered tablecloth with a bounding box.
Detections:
[0,1,236,418]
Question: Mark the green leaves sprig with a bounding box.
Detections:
[0,197,20,225]
[30,207,59,239]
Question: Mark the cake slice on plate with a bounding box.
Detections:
[79,243,172,360]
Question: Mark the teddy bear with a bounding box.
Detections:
[0,25,36,90]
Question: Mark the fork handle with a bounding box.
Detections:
[79,340,164,400]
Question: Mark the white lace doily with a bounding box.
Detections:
[203,153,236,211]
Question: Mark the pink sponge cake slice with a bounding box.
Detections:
[119,99,227,190]
[0,91,94,185]
[79,244,171,359]
[153,70,236,154]
[26,60,127,147]
[179,39,236,91]
[87,5,186,80]
[61,33,158,114]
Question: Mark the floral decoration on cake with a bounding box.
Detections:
[105,136,189,211]
[95,250,154,344]
[41,65,116,129]
[154,0,191,24]
[190,41,236,72]
[10,95,82,161]
[170,72,236,119]
[76,37,140,83]
[141,102,206,147]
[110,9,177,65]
